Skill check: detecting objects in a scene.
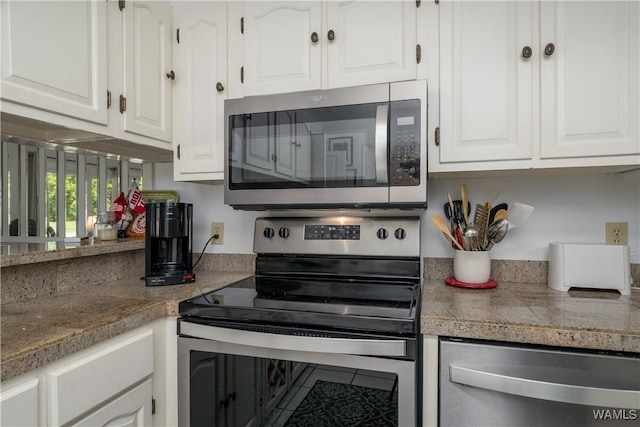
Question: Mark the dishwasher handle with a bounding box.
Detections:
[180,321,406,357]
[450,365,640,410]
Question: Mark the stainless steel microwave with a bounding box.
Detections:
[224,80,427,210]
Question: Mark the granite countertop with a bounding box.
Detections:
[0,238,145,267]
[421,279,640,353]
[3,273,639,381]
[1,270,251,381]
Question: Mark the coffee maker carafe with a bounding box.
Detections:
[145,202,195,286]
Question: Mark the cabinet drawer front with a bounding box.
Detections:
[47,329,153,426]
[0,378,39,427]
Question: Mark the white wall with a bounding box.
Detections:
[153,162,640,263]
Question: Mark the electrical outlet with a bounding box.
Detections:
[605,222,628,245]
[210,222,224,245]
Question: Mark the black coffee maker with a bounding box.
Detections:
[145,202,196,286]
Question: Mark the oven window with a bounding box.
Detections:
[228,103,386,190]
[188,351,399,427]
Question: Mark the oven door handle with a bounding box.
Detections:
[375,103,389,184]
[180,321,406,357]
[450,365,640,409]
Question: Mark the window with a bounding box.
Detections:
[1,139,143,241]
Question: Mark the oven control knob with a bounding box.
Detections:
[263,227,275,239]
[278,227,290,239]
[376,228,389,240]
[394,228,407,240]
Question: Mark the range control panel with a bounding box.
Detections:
[254,216,420,257]
[304,225,361,240]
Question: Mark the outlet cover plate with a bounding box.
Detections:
[605,222,628,245]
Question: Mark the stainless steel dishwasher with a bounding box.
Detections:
[440,338,640,427]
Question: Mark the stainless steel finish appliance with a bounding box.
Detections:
[224,80,427,210]
[178,216,422,426]
[440,338,640,427]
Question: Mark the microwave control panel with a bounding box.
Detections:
[389,100,421,187]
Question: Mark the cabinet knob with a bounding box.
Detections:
[544,42,555,56]
[327,29,335,41]
[166,70,175,80]
[521,46,532,59]
[216,82,224,92]
[311,32,318,43]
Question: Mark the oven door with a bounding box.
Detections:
[178,320,419,427]
[223,81,426,210]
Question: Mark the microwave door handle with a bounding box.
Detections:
[450,365,640,410]
[375,104,389,184]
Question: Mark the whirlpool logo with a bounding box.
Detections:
[309,94,328,102]
[592,409,637,421]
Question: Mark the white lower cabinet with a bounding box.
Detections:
[0,377,39,426]
[47,328,154,426]
[73,379,152,427]
[0,321,171,427]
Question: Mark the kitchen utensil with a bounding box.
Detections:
[508,202,534,228]
[461,184,469,224]
[472,203,490,247]
[432,215,464,251]
[483,189,500,209]
[447,193,455,218]
[488,203,508,224]
[444,200,471,225]
[492,209,509,223]
[462,222,481,251]
[483,219,509,250]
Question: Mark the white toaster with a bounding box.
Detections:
[548,243,631,295]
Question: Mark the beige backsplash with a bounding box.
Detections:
[425,257,640,287]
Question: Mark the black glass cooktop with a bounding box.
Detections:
[179,276,421,336]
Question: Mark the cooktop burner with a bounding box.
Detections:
[179,216,422,336]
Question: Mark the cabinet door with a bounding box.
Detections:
[326,1,417,88]
[243,1,322,96]
[438,1,535,163]
[72,379,152,427]
[0,1,107,124]
[172,2,227,180]
[0,378,39,427]
[540,1,640,159]
[123,1,172,142]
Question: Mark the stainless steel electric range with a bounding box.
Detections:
[178,216,422,427]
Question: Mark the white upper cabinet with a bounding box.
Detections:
[242,1,322,96]
[540,1,640,159]
[172,2,227,181]
[241,0,417,96]
[326,0,417,88]
[121,1,173,142]
[431,0,640,173]
[0,1,108,124]
[438,0,535,163]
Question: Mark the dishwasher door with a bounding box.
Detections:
[440,339,640,427]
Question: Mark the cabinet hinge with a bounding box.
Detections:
[177,144,181,160]
[107,90,111,109]
[416,0,421,7]
[435,127,440,147]
[118,0,125,11]
[241,66,244,84]
[176,28,180,44]
[241,17,244,34]
[416,44,422,64]
[119,95,126,114]
[152,397,156,415]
